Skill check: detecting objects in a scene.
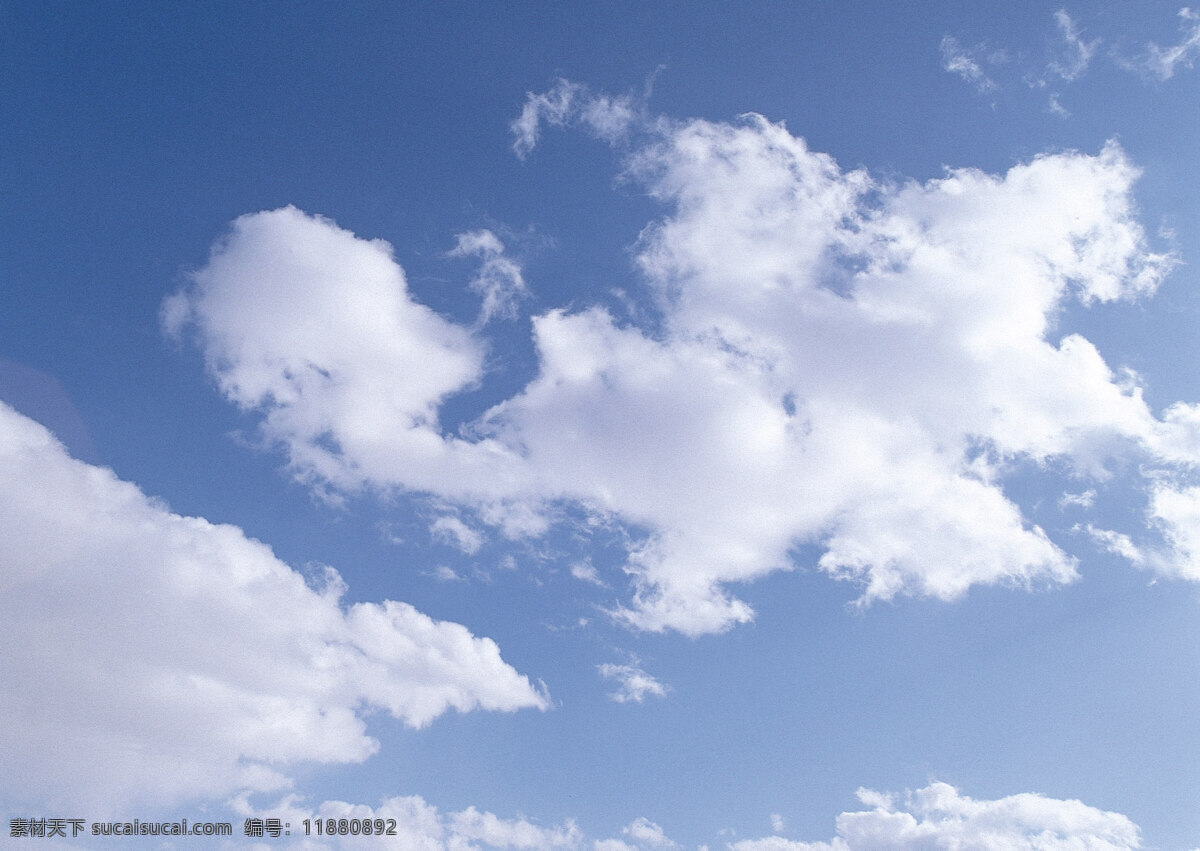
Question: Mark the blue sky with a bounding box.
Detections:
[4,2,1200,848]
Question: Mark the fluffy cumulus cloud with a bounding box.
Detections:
[0,401,547,813]
[729,782,1140,850]
[168,84,1198,636]
[162,206,498,503]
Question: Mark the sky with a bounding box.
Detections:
[4,1,1200,848]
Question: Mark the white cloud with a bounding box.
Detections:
[510,78,637,158]
[1144,7,1200,80]
[571,561,609,587]
[428,564,466,582]
[432,514,484,554]
[0,400,547,813]
[1047,91,1071,119]
[1082,482,1200,580]
[729,782,1140,850]
[511,79,582,159]
[1048,10,1100,82]
[450,806,581,849]
[172,89,1195,637]
[942,9,1200,94]
[770,814,785,834]
[590,818,680,850]
[940,36,999,92]
[450,229,529,325]
[1085,524,1147,567]
[545,113,1171,631]
[162,205,498,502]
[1144,483,1200,580]
[1059,489,1097,509]
[598,662,669,704]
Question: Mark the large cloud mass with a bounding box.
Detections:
[0,401,547,813]
[165,84,1195,635]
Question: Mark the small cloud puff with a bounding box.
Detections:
[1059,489,1097,509]
[511,78,639,158]
[571,561,609,587]
[427,564,466,582]
[449,229,529,325]
[598,661,669,704]
[431,514,484,554]
[940,36,1000,93]
[593,817,680,850]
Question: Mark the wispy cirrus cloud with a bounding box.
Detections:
[1143,6,1200,80]
[571,560,609,587]
[939,36,1001,93]
[944,7,1200,108]
[1047,9,1101,82]
[510,78,638,159]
